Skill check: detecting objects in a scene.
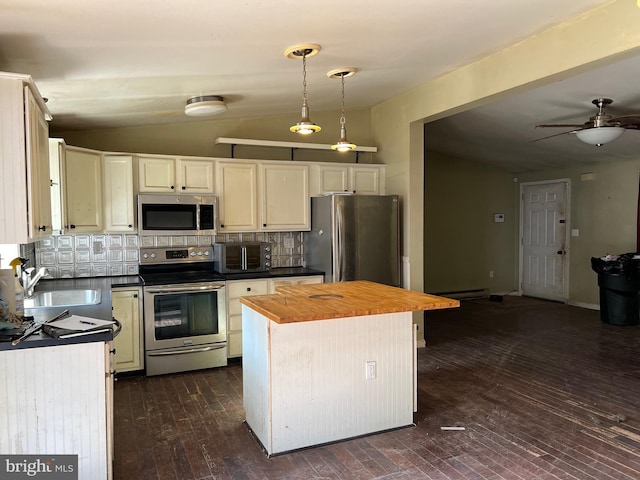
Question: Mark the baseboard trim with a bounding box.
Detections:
[568,301,600,311]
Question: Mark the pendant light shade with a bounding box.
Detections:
[285,44,321,135]
[328,68,357,151]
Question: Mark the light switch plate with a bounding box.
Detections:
[493,213,505,223]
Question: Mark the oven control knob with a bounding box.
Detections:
[197,251,203,256]
[190,251,196,256]
[203,250,210,256]
[149,252,156,259]
[142,253,148,259]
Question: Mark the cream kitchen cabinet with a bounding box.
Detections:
[216,160,260,232]
[112,287,144,372]
[226,278,269,358]
[62,146,103,233]
[103,155,135,232]
[260,162,310,231]
[216,160,310,232]
[0,73,52,243]
[310,164,385,196]
[138,155,214,193]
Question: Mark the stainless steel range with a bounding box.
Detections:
[139,246,227,376]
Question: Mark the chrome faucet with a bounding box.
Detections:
[22,267,50,298]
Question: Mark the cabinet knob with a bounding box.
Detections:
[220,224,225,228]
[128,224,132,228]
[110,348,116,354]
[263,224,267,227]
[247,287,251,292]
[38,225,47,231]
[70,224,76,229]
[170,185,175,190]
[133,294,138,298]
[181,186,186,190]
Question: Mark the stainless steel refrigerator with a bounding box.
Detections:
[303,194,400,286]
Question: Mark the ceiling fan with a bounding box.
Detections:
[535,98,640,146]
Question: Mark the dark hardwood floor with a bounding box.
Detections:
[113,296,640,479]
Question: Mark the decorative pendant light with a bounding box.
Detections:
[328,68,357,151]
[284,44,321,135]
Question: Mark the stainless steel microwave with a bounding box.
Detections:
[137,194,217,236]
[213,242,271,273]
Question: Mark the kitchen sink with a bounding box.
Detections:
[24,289,102,308]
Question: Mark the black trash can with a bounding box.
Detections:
[592,253,640,326]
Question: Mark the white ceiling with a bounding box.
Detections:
[2,0,637,172]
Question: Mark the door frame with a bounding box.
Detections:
[518,178,571,302]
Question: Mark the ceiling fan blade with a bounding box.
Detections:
[535,124,586,128]
[531,129,582,143]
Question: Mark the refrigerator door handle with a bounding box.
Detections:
[241,246,247,271]
[335,207,345,282]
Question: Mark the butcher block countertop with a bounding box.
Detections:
[239,280,460,324]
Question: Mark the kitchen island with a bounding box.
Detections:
[240,280,459,456]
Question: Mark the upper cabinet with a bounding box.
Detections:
[138,155,214,193]
[216,160,259,232]
[63,146,103,233]
[103,155,135,232]
[0,73,52,243]
[216,160,310,233]
[260,162,310,231]
[310,164,385,196]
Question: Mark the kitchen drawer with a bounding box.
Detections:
[228,280,268,298]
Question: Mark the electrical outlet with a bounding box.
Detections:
[365,361,376,380]
[283,237,294,249]
[489,271,494,278]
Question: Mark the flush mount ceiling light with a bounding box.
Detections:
[327,67,358,151]
[285,44,321,135]
[185,95,227,117]
[574,127,625,146]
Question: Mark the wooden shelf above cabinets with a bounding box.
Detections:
[215,137,377,162]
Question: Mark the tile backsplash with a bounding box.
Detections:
[34,231,304,278]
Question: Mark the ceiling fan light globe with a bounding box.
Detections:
[575,126,625,146]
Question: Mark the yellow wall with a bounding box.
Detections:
[424,151,517,296]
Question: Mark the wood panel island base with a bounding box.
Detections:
[240,280,459,456]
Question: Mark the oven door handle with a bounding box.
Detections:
[144,284,224,294]
[147,344,227,356]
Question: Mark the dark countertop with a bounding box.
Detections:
[221,267,324,281]
[0,275,142,351]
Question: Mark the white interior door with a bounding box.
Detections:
[520,180,569,302]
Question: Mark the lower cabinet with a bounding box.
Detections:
[226,275,324,358]
[226,279,269,358]
[111,287,144,373]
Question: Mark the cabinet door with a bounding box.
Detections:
[260,163,310,231]
[311,164,349,196]
[138,155,176,192]
[103,155,134,232]
[216,161,259,232]
[178,158,214,193]
[112,288,143,373]
[24,86,52,239]
[349,165,382,195]
[226,279,269,358]
[64,147,103,233]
